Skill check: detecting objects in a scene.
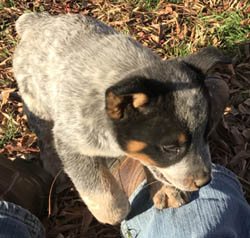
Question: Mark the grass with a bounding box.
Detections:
[164,41,193,57]
[112,0,161,11]
[197,8,250,53]
[0,113,19,149]
[139,0,160,10]
[109,1,250,59]
[0,0,15,9]
[157,3,250,57]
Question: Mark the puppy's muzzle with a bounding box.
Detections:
[193,169,212,189]
[151,165,212,192]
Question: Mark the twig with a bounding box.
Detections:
[48,169,63,217]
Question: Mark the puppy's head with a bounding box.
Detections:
[106,47,230,191]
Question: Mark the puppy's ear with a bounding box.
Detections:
[105,77,150,119]
[181,46,231,75]
[183,47,231,133]
[205,76,229,134]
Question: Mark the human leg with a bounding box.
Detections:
[121,164,250,238]
[0,201,45,238]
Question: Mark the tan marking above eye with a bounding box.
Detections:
[178,133,186,144]
[126,140,147,153]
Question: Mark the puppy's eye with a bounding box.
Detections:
[161,145,180,154]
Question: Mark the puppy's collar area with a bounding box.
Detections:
[149,166,173,186]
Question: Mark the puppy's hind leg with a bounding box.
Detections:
[23,103,66,182]
[55,138,130,225]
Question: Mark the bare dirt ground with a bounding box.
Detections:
[0,1,249,237]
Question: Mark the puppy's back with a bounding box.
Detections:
[15,12,117,39]
[13,13,160,117]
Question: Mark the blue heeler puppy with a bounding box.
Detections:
[13,12,230,224]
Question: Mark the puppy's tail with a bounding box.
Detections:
[15,12,49,36]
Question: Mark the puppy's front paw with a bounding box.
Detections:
[80,189,130,225]
[152,185,192,209]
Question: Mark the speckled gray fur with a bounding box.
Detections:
[13,12,229,224]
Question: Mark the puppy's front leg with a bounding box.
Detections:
[144,167,191,209]
[151,185,192,209]
[55,141,130,224]
[67,157,130,224]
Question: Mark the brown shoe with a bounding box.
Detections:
[0,154,53,218]
[110,157,192,209]
[109,157,146,198]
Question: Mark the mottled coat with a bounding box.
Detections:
[13,13,230,224]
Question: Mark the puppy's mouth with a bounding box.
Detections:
[149,167,173,186]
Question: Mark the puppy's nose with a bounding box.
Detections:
[194,173,211,189]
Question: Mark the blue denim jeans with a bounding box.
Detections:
[121,164,250,238]
[0,201,45,238]
[0,164,250,238]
